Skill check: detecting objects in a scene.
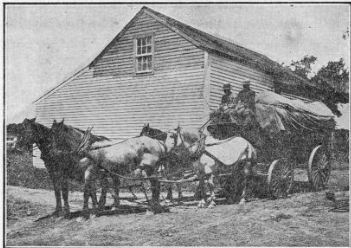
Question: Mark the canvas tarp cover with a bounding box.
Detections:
[255,91,335,134]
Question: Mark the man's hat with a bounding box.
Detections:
[243,80,251,86]
[223,83,231,90]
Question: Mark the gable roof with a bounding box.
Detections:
[90,6,310,86]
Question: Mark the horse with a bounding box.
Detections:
[140,123,185,202]
[171,126,257,208]
[141,124,209,201]
[50,119,113,213]
[16,118,84,217]
[51,120,179,213]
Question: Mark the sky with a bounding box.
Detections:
[5,3,350,123]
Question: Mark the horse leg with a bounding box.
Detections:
[207,174,216,208]
[129,186,138,200]
[197,175,206,208]
[50,173,63,216]
[89,180,98,213]
[98,173,108,210]
[177,183,183,203]
[150,178,161,202]
[196,155,215,208]
[141,182,150,203]
[194,180,202,200]
[166,184,173,201]
[240,161,253,204]
[111,175,120,210]
[61,176,70,217]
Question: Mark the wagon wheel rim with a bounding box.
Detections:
[267,159,294,199]
[308,145,331,191]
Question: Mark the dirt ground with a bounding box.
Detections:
[6,169,349,246]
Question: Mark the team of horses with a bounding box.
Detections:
[15,118,257,217]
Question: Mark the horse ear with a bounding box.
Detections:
[53,119,57,124]
[31,117,36,122]
[146,123,149,128]
[60,118,64,124]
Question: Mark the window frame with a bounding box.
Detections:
[134,34,155,74]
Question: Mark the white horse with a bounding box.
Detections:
[172,126,257,208]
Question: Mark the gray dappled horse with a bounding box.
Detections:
[51,120,179,213]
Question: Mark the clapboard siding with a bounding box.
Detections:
[93,12,203,77]
[207,53,274,110]
[36,11,206,144]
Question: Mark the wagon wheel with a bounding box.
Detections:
[308,145,331,191]
[267,159,294,199]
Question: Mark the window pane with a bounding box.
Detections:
[147,56,152,70]
[146,46,152,53]
[146,36,151,44]
[141,38,146,46]
[137,57,142,71]
[137,47,141,55]
[141,47,146,54]
[137,39,141,46]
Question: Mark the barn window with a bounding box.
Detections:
[135,35,153,73]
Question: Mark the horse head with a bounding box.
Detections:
[139,123,150,136]
[140,123,168,142]
[51,119,99,156]
[51,119,85,152]
[16,118,39,150]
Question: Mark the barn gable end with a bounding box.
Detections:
[35,8,207,140]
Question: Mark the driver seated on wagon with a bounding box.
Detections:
[219,81,256,129]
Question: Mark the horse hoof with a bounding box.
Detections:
[208,202,216,208]
[197,200,206,208]
[52,210,63,217]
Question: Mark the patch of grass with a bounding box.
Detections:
[7,195,42,220]
[7,150,53,190]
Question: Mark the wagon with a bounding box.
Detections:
[206,91,336,199]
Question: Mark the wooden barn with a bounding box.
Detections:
[33,6,320,166]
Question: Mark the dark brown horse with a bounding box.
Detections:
[16,118,84,217]
[50,119,113,212]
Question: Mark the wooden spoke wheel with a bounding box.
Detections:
[308,145,331,191]
[267,159,294,199]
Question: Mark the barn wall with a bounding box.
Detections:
[34,12,206,167]
[207,53,314,112]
